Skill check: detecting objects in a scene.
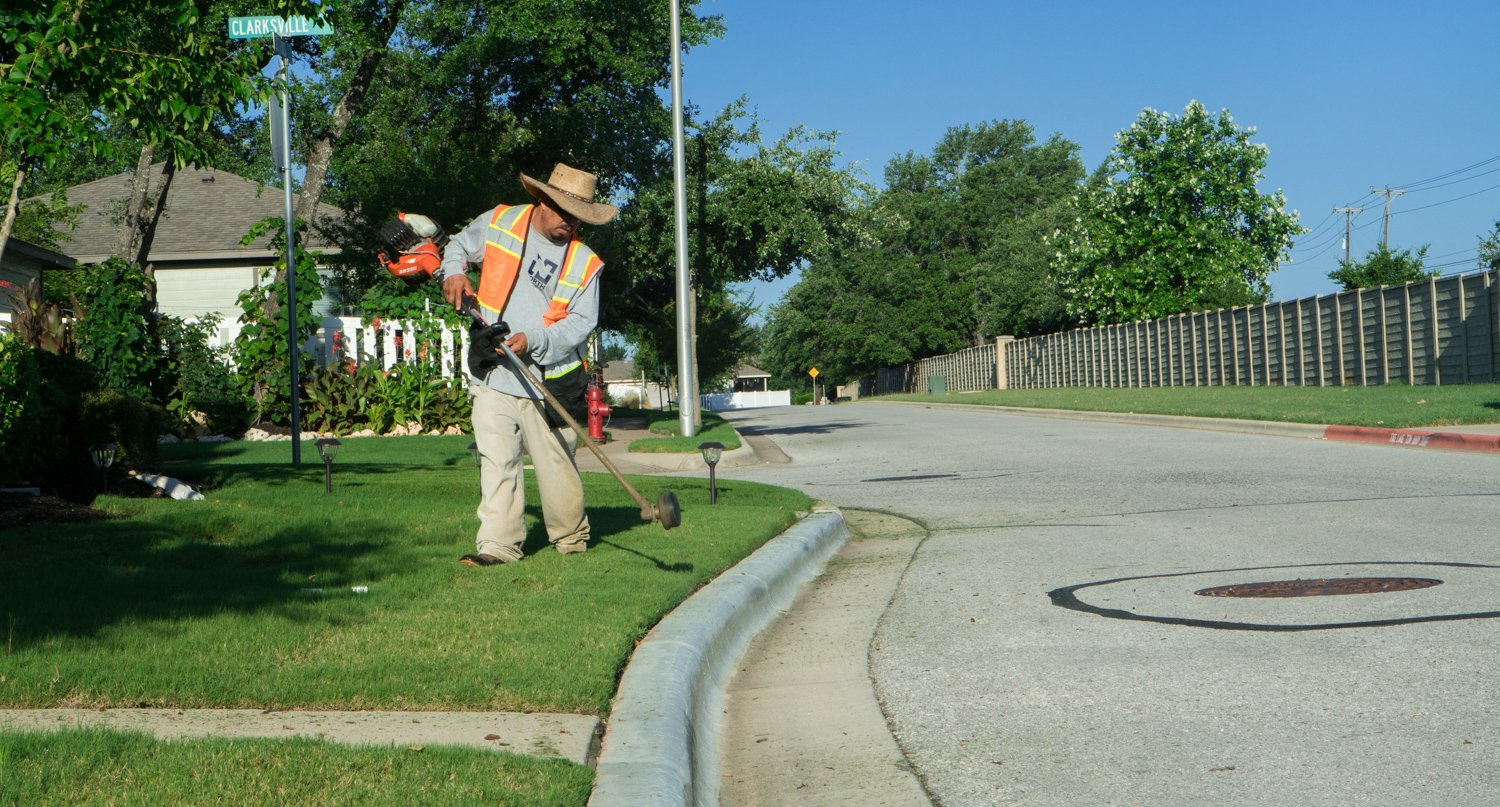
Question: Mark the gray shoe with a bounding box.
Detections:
[555,540,588,555]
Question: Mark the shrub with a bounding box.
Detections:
[74,259,159,401]
[0,332,45,483]
[10,350,104,500]
[79,389,169,472]
[302,359,470,436]
[158,314,250,437]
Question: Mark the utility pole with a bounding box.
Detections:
[669,0,698,437]
[1370,186,1406,248]
[1333,206,1365,264]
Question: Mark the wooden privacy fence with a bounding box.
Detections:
[875,342,997,393]
[875,269,1500,394]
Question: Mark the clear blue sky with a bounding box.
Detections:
[683,0,1500,319]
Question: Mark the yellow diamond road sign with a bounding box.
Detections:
[808,368,819,378]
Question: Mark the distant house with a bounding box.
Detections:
[731,364,771,392]
[0,237,76,323]
[599,358,673,409]
[38,163,346,329]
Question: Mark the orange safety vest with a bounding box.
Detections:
[476,203,604,327]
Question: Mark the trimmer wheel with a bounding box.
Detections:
[657,490,682,530]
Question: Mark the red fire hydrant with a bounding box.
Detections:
[586,380,611,442]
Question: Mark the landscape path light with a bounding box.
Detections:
[315,438,342,494]
[89,443,117,494]
[698,441,724,504]
[467,440,481,469]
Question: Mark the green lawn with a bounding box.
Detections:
[0,434,811,715]
[0,727,593,807]
[610,407,743,452]
[883,383,1500,428]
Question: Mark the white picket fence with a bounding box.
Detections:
[207,312,472,378]
[700,389,792,411]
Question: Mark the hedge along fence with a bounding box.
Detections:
[874,269,1500,394]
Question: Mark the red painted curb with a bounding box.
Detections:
[1322,425,1500,453]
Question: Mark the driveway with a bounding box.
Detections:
[719,402,1500,806]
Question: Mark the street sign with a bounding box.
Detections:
[228,15,332,39]
[809,368,820,378]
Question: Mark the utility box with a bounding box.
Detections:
[927,375,947,395]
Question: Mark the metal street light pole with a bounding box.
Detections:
[274,33,303,465]
[670,0,698,438]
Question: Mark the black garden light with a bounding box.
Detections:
[467,440,481,469]
[89,443,117,493]
[698,441,724,504]
[315,438,342,494]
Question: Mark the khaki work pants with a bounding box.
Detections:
[471,384,590,560]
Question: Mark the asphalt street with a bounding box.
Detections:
[717,402,1500,807]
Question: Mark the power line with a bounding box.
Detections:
[1397,152,1500,190]
[1405,163,1500,193]
[1391,180,1500,216]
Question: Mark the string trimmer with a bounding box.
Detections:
[459,294,682,531]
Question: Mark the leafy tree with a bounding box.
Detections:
[761,119,1083,387]
[594,104,866,385]
[0,0,323,258]
[1327,244,1435,290]
[1052,101,1302,325]
[310,0,724,296]
[1480,220,1500,271]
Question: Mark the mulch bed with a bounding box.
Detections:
[0,492,117,530]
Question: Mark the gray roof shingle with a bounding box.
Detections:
[38,163,345,264]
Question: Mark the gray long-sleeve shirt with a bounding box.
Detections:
[439,204,602,399]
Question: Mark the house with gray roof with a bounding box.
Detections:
[40,163,346,324]
[0,238,76,323]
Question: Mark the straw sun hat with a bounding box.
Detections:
[519,163,618,226]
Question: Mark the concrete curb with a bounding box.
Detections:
[588,509,851,807]
[1323,424,1500,453]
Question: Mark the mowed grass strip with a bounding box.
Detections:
[0,727,592,807]
[611,408,742,452]
[885,383,1500,428]
[0,435,812,715]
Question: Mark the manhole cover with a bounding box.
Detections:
[1195,577,1443,598]
[861,473,958,483]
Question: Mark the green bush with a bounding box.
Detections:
[302,360,470,436]
[158,314,250,437]
[0,347,104,499]
[78,389,169,472]
[0,333,45,483]
[74,259,159,402]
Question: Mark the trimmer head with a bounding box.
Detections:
[656,490,682,530]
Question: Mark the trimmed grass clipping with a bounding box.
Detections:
[0,435,812,716]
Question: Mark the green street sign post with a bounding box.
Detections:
[229,15,332,465]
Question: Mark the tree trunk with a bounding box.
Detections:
[0,162,27,265]
[134,157,175,271]
[115,144,156,262]
[294,0,406,223]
